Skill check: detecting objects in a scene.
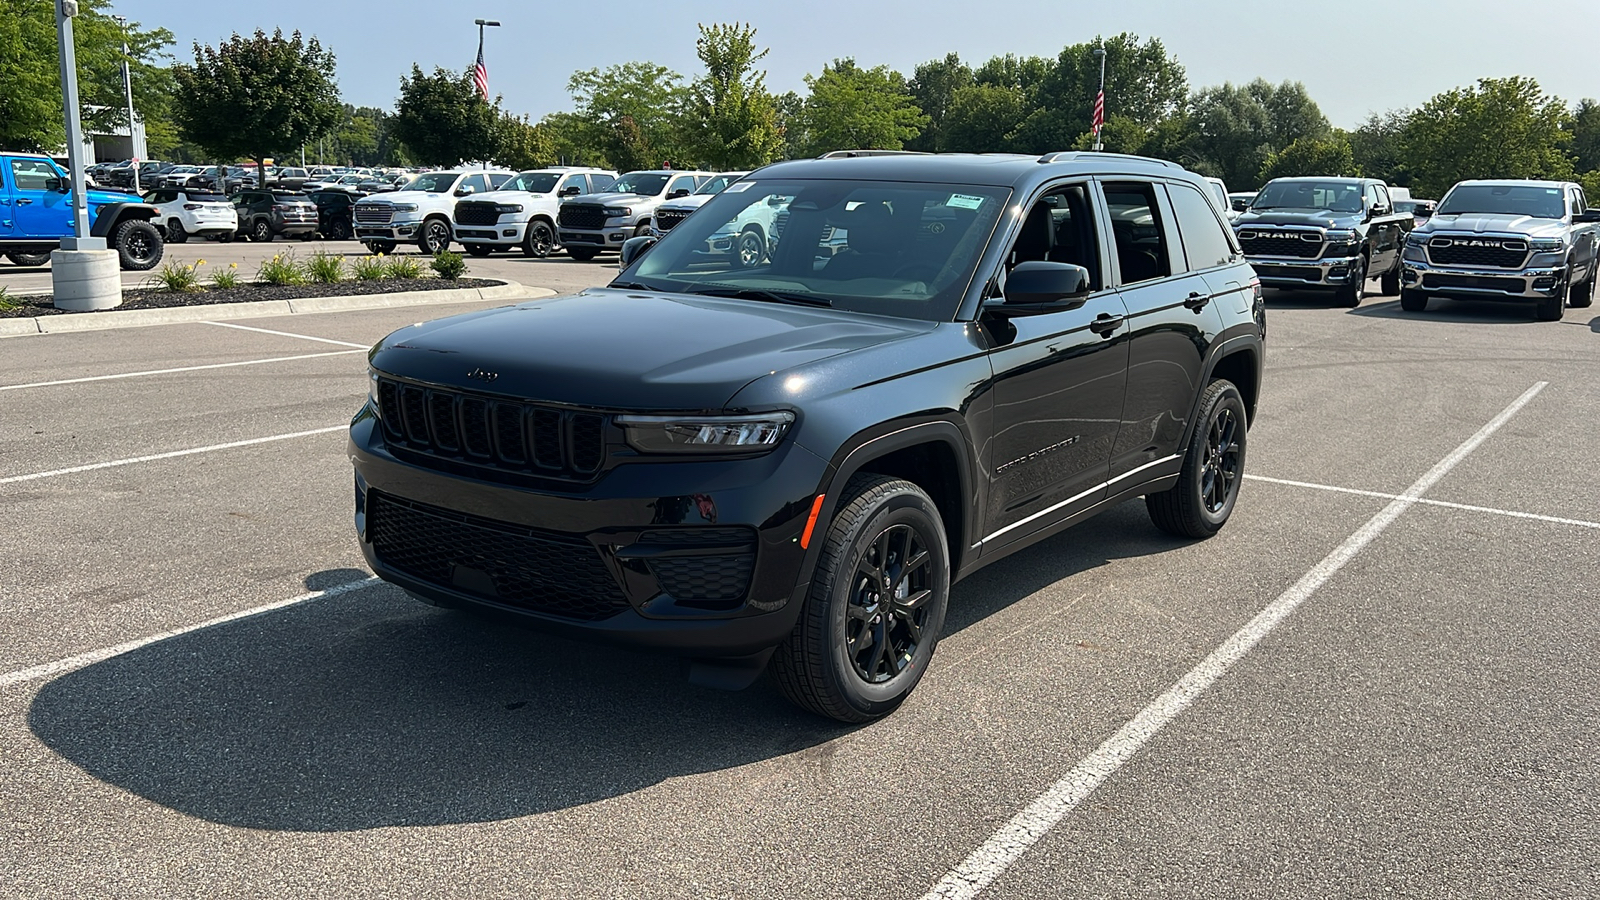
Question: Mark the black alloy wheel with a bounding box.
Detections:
[1199,405,1242,516]
[251,219,273,242]
[364,240,397,255]
[736,228,766,268]
[523,221,555,258]
[419,218,451,254]
[112,219,164,271]
[844,522,936,685]
[165,219,188,243]
[1147,379,1248,539]
[327,218,353,241]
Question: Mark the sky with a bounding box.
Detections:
[118,0,1600,129]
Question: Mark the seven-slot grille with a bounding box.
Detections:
[654,208,690,232]
[375,377,607,480]
[354,204,393,224]
[366,491,628,620]
[1237,230,1324,259]
[454,201,501,226]
[1426,236,1529,269]
[559,204,607,230]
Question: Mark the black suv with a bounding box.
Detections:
[351,152,1266,722]
[306,190,356,241]
[232,190,318,242]
[1234,176,1412,306]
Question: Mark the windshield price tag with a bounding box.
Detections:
[947,193,985,210]
[724,181,754,193]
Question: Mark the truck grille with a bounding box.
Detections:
[367,491,628,621]
[1426,237,1528,268]
[354,204,393,225]
[559,204,607,230]
[454,201,501,226]
[1238,230,1324,259]
[375,377,607,480]
[654,209,690,232]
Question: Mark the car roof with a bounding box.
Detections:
[1451,179,1574,189]
[751,151,1189,188]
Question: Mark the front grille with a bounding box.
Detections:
[367,492,628,621]
[1422,273,1527,294]
[376,377,608,480]
[455,201,501,226]
[1252,264,1322,282]
[559,204,607,230]
[655,209,690,232]
[1426,237,1528,268]
[1239,231,1324,259]
[354,204,393,224]
[635,528,756,608]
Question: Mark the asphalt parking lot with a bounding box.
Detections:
[1,277,1596,898]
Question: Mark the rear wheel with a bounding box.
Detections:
[1147,379,1247,539]
[111,219,164,271]
[1399,288,1430,312]
[523,221,555,258]
[4,251,51,267]
[251,219,273,243]
[1379,256,1400,296]
[1570,262,1595,309]
[1335,254,1367,307]
[465,244,494,257]
[165,219,188,244]
[364,240,397,255]
[566,246,598,262]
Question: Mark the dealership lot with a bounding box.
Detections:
[1,282,1596,897]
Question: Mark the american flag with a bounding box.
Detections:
[473,41,489,100]
[1091,89,1105,137]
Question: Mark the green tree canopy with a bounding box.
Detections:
[1568,98,1600,174]
[1260,134,1358,181]
[795,59,928,157]
[567,62,689,171]
[1349,110,1412,187]
[1401,77,1573,198]
[1186,79,1331,189]
[939,83,1028,153]
[172,29,341,179]
[683,23,783,169]
[390,65,498,166]
[1012,33,1187,153]
[906,53,974,151]
[495,113,557,171]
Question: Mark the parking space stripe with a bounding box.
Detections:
[202,320,369,348]
[0,349,364,392]
[1246,474,1600,531]
[0,577,380,691]
[920,381,1547,900]
[0,425,346,485]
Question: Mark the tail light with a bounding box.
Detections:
[183,203,202,210]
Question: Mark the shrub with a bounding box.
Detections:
[0,284,16,311]
[305,250,345,283]
[352,254,387,281]
[430,250,467,281]
[257,252,306,286]
[151,259,204,293]
[385,255,423,280]
[211,263,241,289]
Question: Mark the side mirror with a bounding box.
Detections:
[669,188,691,199]
[988,261,1092,314]
[454,185,475,196]
[1368,202,1385,219]
[1231,198,1249,211]
[44,176,66,193]
[560,186,582,196]
[1573,210,1600,224]
[619,235,658,267]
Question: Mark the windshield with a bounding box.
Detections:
[622,178,1010,322]
[504,172,561,193]
[1251,180,1364,212]
[405,172,458,193]
[1437,184,1565,219]
[694,174,745,196]
[609,173,671,195]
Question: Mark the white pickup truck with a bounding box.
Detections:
[555,169,712,261]
[451,167,617,257]
[353,169,515,255]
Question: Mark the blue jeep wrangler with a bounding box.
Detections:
[0,152,165,270]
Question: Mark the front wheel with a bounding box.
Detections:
[111,219,164,271]
[465,244,493,257]
[326,218,353,241]
[364,240,397,255]
[418,218,451,254]
[1569,262,1595,309]
[523,221,555,258]
[4,251,51,267]
[1146,379,1247,539]
[771,474,951,723]
[566,246,598,262]
[1335,255,1367,308]
[736,227,767,268]
[1399,288,1430,312]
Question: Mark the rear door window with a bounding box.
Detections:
[590,173,616,191]
[1166,182,1239,272]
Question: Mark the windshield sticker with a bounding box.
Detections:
[723,181,753,193]
[947,193,985,210]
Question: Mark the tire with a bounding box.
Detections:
[111,219,164,271]
[1570,262,1595,309]
[4,251,50,267]
[1146,379,1248,540]
[523,220,555,258]
[736,226,767,268]
[465,244,493,257]
[364,240,397,255]
[251,219,273,243]
[1335,254,1367,307]
[419,217,451,254]
[327,218,353,241]
[633,222,652,240]
[567,246,598,262]
[770,474,951,723]
[1380,256,1400,296]
[165,219,188,244]
[1399,288,1430,312]
[1535,291,1565,321]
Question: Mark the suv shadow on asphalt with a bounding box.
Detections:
[27,503,1181,832]
[1346,296,1550,324]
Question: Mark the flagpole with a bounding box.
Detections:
[472,18,499,169]
[1092,45,1106,152]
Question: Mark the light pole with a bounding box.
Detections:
[112,15,138,192]
[54,0,119,312]
[1092,46,1106,153]
[474,18,500,169]
[55,1,95,247]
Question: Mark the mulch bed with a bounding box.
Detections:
[0,278,499,318]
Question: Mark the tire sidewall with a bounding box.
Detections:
[1188,385,1248,530]
[114,220,163,271]
[525,221,554,258]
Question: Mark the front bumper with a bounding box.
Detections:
[558,224,631,251]
[348,411,828,657]
[455,218,526,248]
[1401,259,1566,301]
[1245,252,1362,289]
[355,219,422,242]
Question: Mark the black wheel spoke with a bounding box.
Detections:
[897,588,933,613]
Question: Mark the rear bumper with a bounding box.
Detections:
[1401,260,1567,300]
[1245,252,1361,289]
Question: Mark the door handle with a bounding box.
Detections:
[1183,291,1211,312]
[15,198,32,206]
[1088,313,1125,337]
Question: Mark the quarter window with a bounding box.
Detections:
[1167,183,1237,271]
[1102,182,1175,285]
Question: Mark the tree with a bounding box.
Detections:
[795,59,927,157]
[1401,77,1574,198]
[1260,134,1358,181]
[390,65,497,166]
[1350,110,1412,187]
[172,29,341,183]
[536,111,606,167]
[1569,98,1600,174]
[906,53,973,151]
[495,113,557,171]
[775,91,808,159]
[939,83,1028,153]
[1010,34,1188,153]
[1186,79,1331,189]
[567,62,689,171]
[683,23,783,169]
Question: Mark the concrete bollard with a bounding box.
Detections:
[51,249,122,311]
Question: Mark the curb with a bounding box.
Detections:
[0,281,545,338]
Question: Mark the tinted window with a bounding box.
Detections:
[1168,183,1237,271]
[1437,184,1565,219]
[406,172,459,193]
[488,172,512,189]
[1253,180,1365,213]
[668,175,698,196]
[590,173,616,191]
[1005,183,1103,292]
[506,172,560,193]
[461,174,489,194]
[10,159,56,191]
[1371,183,1391,211]
[1102,182,1174,284]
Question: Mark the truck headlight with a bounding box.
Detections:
[1529,237,1565,252]
[495,204,524,214]
[391,203,418,213]
[617,411,795,454]
[603,207,632,218]
[368,368,381,413]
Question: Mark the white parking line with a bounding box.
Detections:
[920,381,1547,900]
[0,425,346,485]
[202,320,369,348]
[0,349,364,392]
[1245,474,1600,531]
[0,577,380,691]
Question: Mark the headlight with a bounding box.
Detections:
[1529,237,1565,252]
[1323,229,1357,243]
[617,411,795,454]
[1405,232,1426,247]
[368,368,381,412]
[495,203,524,214]
[603,207,632,218]
[390,203,418,213]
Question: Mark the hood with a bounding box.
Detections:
[567,191,663,208]
[1414,213,1567,239]
[358,189,451,205]
[1234,209,1362,229]
[657,195,714,215]
[461,189,555,205]
[369,288,931,410]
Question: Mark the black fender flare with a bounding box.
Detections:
[1178,330,1264,450]
[89,202,160,238]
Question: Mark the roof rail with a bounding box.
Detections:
[817,149,932,159]
[1036,151,1179,169]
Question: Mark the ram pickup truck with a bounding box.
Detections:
[556,169,712,261]
[354,169,515,255]
[649,172,784,268]
[1400,179,1599,321]
[1233,176,1412,307]
[0,152,165,269]
[452,167,616,258]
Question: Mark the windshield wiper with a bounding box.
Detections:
[683,286,833,308]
